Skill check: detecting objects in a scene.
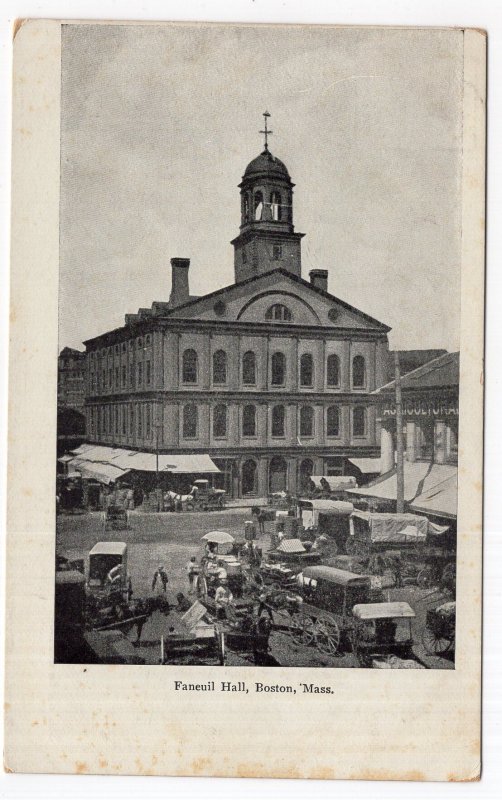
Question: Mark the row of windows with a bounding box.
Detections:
[90,403,369,440]
[182,404,367,440]
[90,360,152,392]
[91,404,154,439]
[182,349,367,388]
[89,335,152,360]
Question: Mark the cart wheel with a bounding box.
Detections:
[289,612,314,646]
[417,566,435,589]
[288,611,304,643]
[422,626,451,655]
[301,616,316,646]
[314,618,340,656]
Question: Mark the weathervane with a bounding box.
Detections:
[259,111,273,151]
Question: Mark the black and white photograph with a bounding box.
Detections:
[54,23,465,670]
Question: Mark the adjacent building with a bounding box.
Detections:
[57,347,87,457]
[348,351,459,522]
[58,347,86,410]
[83,135,392,497]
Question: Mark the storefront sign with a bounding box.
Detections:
[381,398,458,417]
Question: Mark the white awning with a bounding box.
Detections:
[73,461,131,485]
[310,475,357,490]
[348,458,381,474]
[409,475,458,520]
[348,463,457,505]
[69,445,219,474]
[166,454,220,474]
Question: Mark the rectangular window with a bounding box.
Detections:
[353,407,367,437]
[272,244,282,261]
[109,368,113,389]
[183,405,198,438]
[121,365,126,387]
[146,405,151,439]
[129,364,134,388]
[137,362,143,385]
[137,405,142,437]
[115,367,119,387]
[122,406,126,435]
[129,405,134,435]
[146,360,151,385]
[325,457,344,477]
[271,405,285,437]
[102,369,106,390]
[114,406,119,434]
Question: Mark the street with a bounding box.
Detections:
[57,508,454,669]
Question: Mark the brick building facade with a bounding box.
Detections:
[83,139,391,497]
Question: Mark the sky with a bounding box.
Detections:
[59,23,464,351]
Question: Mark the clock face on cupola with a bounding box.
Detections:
[231,112,305,283]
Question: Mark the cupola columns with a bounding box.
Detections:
[232,115,305,283]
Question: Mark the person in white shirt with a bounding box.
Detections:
[214,582,233,620]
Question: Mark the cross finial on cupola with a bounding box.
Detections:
[259,111,273,151]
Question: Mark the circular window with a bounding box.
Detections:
[328,308,340,323]
[214,301,226,316]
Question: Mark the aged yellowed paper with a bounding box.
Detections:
[5,20,484,779]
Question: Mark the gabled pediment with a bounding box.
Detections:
[164,269,390,332]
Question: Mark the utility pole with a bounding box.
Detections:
[394,351,405,513]
[155,422,162,512]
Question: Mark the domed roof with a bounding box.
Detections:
[243,149,291,181]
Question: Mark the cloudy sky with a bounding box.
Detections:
[59,23,463,351]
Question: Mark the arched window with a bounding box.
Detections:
[353,406,367,437]
[254,191,263,220]
[242,460,257,495]
[352,355,366,388]
[300,353,314,387]
[300,459,314,492]
[213,404,227,438]
[265,304,292,322]
[287,191,293,223]
[272,405,285,437]
[243,193,250,222]
[269,456,287,493]
[271,352,286,385]
[300,406,314,437]
[212,350,227,384]
[242,405,256,437]
[182,348,198,383]
[242,351,256,385]
[327,405,340,437]
[270,190,282,221]
[327,353,340,387]
[183,404,198,438]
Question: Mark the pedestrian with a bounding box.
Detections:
[214,581,234,621]
[134,601,147,645]
[186,556,199,593]
[152,564,169,593]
